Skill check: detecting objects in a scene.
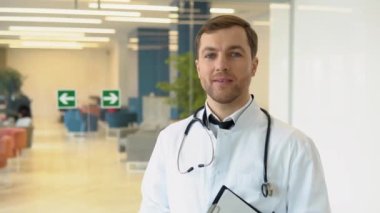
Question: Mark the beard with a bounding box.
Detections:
[202,81,244,104]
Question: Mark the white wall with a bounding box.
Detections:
[109,30,138,105]
[269,5,290,122]
[250,24,270,109]
[270,0,380,212]
[7,48,110,121]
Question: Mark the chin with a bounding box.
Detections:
[208,90,241,104]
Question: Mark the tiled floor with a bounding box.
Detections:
[0,119,143,213]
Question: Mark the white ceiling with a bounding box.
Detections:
[0,0,270,49]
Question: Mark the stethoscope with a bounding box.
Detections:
[176,100,274,198]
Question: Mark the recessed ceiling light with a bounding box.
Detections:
[9,26,116,34]
[106,16,172,24]
[0,30,85,37]
[20,36,110,42]
[89,3,178,12]
[0,7,140,17]
[0,16,102,24]
[89,3,234,14]
[210,8,235,14]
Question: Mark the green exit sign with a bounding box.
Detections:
[101,90,120,108]
[57,90,76,109]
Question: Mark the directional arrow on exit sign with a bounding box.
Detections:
[101,90,120,108]
[57,90,76,109]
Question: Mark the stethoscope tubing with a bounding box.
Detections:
[177,100,273,197]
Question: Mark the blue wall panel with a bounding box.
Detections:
[136,28,169,122]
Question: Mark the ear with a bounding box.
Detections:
[251,57,259,77]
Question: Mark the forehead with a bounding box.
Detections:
[198,26,249,50]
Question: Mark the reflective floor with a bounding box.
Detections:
[0,119,143,213]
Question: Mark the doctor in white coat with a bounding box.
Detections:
[140,15,330,213]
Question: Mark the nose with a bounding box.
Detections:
[215,55,229,72]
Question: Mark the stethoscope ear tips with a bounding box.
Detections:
[261,182,274,197]
[198,164,205,168]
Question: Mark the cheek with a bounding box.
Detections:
[196,71,209,89]
[196,65,208,80]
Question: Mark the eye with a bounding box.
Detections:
[204,52,216,59]
[230,51,242,57]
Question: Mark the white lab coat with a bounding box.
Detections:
[140,100,330,213]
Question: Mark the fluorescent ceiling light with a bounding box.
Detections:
[20,41,83,48]
[9,41,100,49]
[210,8,235,14]
[20,36,110,42]
[0,7,140,17]
[0,39,19,45]
[9,45,83,50]
[90,3,234,14]
[90,3,178,12]
[9,26,116,34]
[0,30,85,37]
[1,39,99,49]
[106,16,171,24]
[9,44,83,50]
[0,16,102,24]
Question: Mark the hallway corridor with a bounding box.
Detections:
[0,119,143,213]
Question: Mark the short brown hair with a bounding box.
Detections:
[195,15,258,59]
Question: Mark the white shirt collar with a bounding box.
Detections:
[205,95,253,124]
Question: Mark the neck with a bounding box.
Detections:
[207,94,251,120]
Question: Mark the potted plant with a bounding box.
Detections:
[157,52,205,119]
[0,67,23,96]
[0,67,30,118]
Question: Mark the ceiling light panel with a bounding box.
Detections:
[9,26,116,34]
[89,3,178,12]
[106,17,171,24]
[0,16,102,24]
[20,41,83,48]
[20,36,110,42]
[9,45,83,50]
[0,8,140,17]
[0,30,85,37]
[9,41,100,49]
[210,8,235,14]
[89,3,234,14]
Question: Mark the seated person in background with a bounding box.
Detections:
[15,105,32,127]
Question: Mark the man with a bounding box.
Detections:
[140,15,330,213]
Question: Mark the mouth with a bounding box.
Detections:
[212,77,233,84]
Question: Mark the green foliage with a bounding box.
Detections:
[157,52,205,119]
[0,67,24,95]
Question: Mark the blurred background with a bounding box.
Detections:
[0,0,379,212]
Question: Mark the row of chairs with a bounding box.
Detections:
[63,107,138,138]
[63,109,99,135]
[0,127,29,186]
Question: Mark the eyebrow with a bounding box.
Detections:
[201,45,246,54]
[228,45,246,52]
